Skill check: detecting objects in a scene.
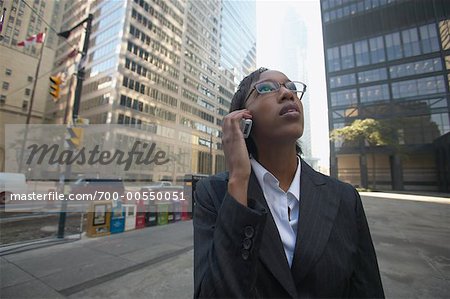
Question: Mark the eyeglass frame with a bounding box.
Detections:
[244,80,307,104]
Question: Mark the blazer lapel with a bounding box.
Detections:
[291,161,340,285]
[247,171,298,298]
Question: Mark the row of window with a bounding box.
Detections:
[148,89,178,108]
[185,22,217,62]
[330,75,446,106]
[183,75,216,100]
[91,39,119,65]
[333,112,449,146]
[182,88,216,112]
[96,22,123,45]
[332,97,448,120]
[131,8,181,51]
[124,58,179,93]
[96,2,124,32]
[80,94,110,112]
[133,0,182,38]
[129,25,180,65]
[327,24,439,72]
[127,41,179,79]
[329,58,443,88]
[323,0,396,23]
[119,104,176,123]
[180,102,214,124]
[81,76,113,96]
[149,0,184,26]
[90,56,118,77]
[180,116,215,135]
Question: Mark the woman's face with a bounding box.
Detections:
[244,70,304,144]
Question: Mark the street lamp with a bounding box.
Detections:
[56,14,93,239]
[57,13,93,123]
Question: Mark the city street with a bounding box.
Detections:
[0,192,449,298]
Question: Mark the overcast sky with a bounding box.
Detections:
[256,0,329,169]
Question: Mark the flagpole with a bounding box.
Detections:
[18,28,47,172]
[26,27,47,125]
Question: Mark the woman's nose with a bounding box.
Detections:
[278,85,295,101]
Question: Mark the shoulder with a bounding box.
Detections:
[301,160,358,198]
[194,172,229,208]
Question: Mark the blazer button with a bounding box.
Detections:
[244,226,254,238]
[243,238,252,250]
[241,249,250,260]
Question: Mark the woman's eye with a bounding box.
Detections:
[257,83,276,93]
[286,82,297,91]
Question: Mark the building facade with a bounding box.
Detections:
[44,0,256,181]
[0,0,61,171]
[321,0,450,191]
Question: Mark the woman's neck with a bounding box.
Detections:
[255,145,298,192]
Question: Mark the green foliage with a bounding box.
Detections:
[330,118,395,147]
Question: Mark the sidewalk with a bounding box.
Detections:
[0,221,193,299]
[1,193,449,298]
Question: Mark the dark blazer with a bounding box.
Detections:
[193,160,384,298]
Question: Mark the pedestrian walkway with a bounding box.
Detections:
[1,194,449,298]
[0,221,193,299]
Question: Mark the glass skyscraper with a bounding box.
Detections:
[321,0,449,191]
[45,0,257,180]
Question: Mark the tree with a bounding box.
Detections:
[330,118,395,189]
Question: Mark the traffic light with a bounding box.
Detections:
[49,75,62,101]
[65,127,84,149]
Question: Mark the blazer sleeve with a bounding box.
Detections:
[349,188,385,298]
[193,177,267,298]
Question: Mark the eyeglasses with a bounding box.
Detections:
[244,80,307,103]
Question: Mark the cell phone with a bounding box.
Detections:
[240,119,253,139]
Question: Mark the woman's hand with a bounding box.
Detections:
[222,109,252,206]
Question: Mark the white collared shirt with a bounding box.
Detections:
[250,156,301,267]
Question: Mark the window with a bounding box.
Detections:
[25,88,31,96]
[340,43,354,69]
[330,89,357,106]
[0,95,6,104]
[22,100,28,110]
[329,73,356,88]
[354,40,370,67]
[27,76,33,82]
[327,47,341,72]
[358,68,387,84]
[359,84,389,103]
[420,24,439,53]
[385,32,402,60]
[402,28,420,57]
[2,82,9,90]
[369,36,385,63]
[5,69,12,76]
[389,58,442,79]
[391,76,445,99]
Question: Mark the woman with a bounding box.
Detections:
[193,68,384,298]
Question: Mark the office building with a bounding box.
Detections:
[44,0,257,181]
[0,0,61,171]
[321,0,449,191]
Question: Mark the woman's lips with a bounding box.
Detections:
[279,103,299,116]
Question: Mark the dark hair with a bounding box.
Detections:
[229,68,268,158]
[229,67,302,159]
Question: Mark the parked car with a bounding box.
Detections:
[0,172,27,205]
[70,178,125,197]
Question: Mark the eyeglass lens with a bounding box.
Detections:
[255,81,304,95]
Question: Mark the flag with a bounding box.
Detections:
[58,48,78,66]
[17,32,45,47]
[0,8,6,34]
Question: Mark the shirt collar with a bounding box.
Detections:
[250,156,301,202]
